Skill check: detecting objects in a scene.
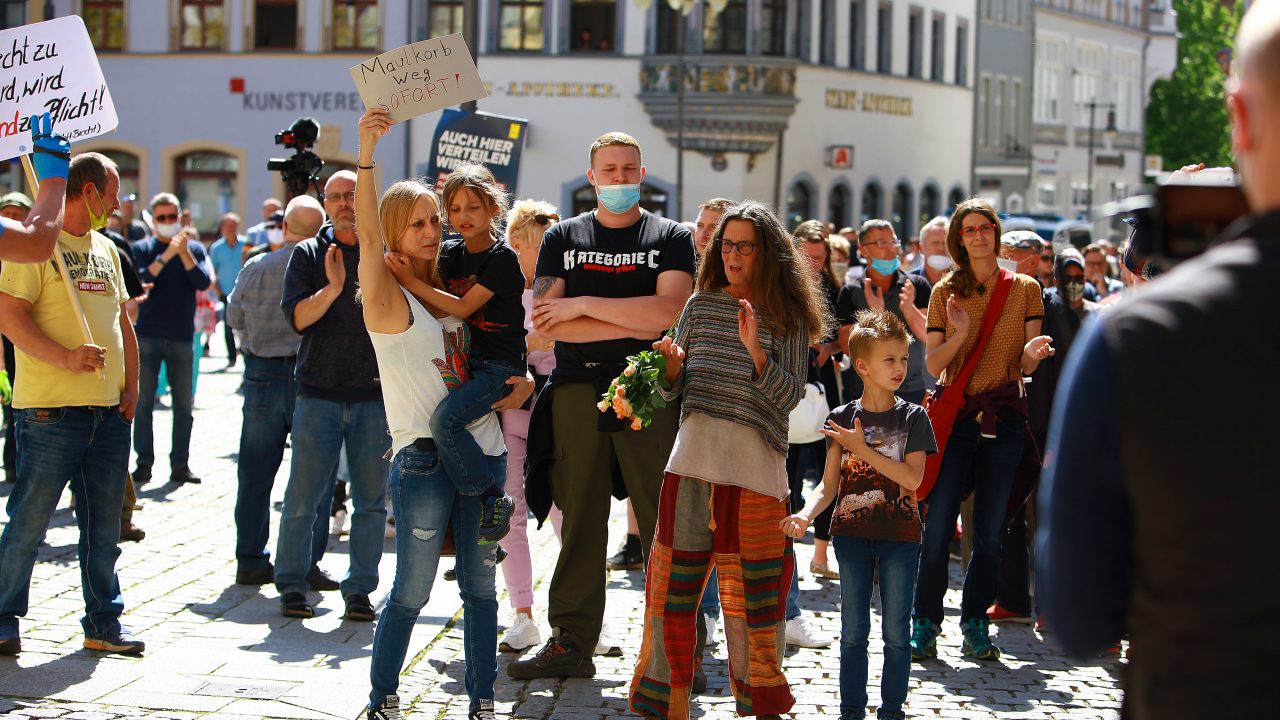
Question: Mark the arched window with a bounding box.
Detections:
[787,180,814,229]
[948,186,967,211]
[919,185,940,228]
[828,183,850,229]
[892,182,913,238]
[572,183,669,217]
[175,151,239,242]
[100,149,141,199]
[861,181,882,223]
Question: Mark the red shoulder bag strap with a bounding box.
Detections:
[947,268,1016,394]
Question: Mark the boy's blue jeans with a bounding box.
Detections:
[369,446,503,714]
[833,535,920,719]
[428,358,518,496]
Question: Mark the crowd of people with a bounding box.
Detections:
[0,5,1277,719]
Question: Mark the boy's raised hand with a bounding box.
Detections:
[780,512,810,539]
[821,416,869,456]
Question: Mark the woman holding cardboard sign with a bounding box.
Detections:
[354,106,530,720]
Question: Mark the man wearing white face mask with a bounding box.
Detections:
[130,192,211,486]
[244,211,286,263]
[912,216,952,286]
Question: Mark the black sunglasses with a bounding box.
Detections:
[534,214,551,226]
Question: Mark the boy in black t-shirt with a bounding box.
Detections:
[783,309,936,720]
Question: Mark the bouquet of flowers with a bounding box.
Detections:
[597,350,669,430]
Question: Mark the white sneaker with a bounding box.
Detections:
[784,614,831,649]
[499,612,541,652]
[330,509,348,536]
[703,613,719,647]
[595,624,623,656]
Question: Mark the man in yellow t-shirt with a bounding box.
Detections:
[0,152,143,658]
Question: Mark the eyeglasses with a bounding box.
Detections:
[1040,254,1054,261]
[959,223,997,238]
[324,191,357,204]
[1063,273,1086,283]
[860,240,899,250]
[153,213,179,222]
[720,239,757,256]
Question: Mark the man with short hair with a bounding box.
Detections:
[228,195,328,586]
[209,213,245,368]
[246,198,284,248]
[274,172,387,620]
[130,192,211,486]
[911,216,951,286]
[0,152,145,656]
[0,192,31,222]
[692,197,732,257]
[512,132,695,679]
[119,194,149,242]
[1081,243,1123,299]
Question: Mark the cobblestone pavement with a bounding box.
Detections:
[0,353,1123,719]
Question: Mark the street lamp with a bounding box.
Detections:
[1084,99,1118,215]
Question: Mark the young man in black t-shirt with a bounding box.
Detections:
[509,132,695,679]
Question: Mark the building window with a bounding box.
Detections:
[180,1,225,50]
[1011,0,1023,27]
[655,1,681,54]
[861,182,882,223]
[828,183,850,229]
[1074,42,1107,127]
[819,0,835,65]
[0,0,25,29]
[876,3,892,73]
[1034,36,1065,123]
[255,0,298,50]
[333,0,379,51]
[954,21,968,85]
[100,150,141,200]
[83,1,126,51]
[757,0,785,57]
[571,0,616,52]
[1038,182,1057,208]
[1112,52,1141,131]
[421,0,465,38]
[919,185,940,227]
[907,8,923,79]
[995,76,1005,151]
[849,1,865,70]
[978,75,989,147]
[573,183,668,216]
[1011,79,1022,150]
[786,181,814,229]
[1071,181,1090,208]
[930,13,945,81]
[498,0,545,52]
[174,151,240,242]
[892,182,913,239]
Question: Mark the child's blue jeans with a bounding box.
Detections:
[832,535,920,719]
[429,358,518,496]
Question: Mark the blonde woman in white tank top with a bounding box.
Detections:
[355,108,533,720]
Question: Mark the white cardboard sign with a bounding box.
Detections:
[348,33,488,123]
[0,15,118,162]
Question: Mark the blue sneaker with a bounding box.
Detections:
[0,620,19,656]
[961,617,1001,660]
[84,626,145,655]
[910,618,939,660]
[478,493,513,545]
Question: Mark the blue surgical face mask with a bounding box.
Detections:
[869,256,900,275]
[596,183,641,214]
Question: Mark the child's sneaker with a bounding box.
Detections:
[368,694,400,720]
[960,617,1001,660]
[910,618,939,660]
[478,493,513,545]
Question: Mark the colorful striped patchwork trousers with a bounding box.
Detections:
[630,473,795,719]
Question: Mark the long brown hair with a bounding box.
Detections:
[697,201,833,344]
[944,197,1002,298]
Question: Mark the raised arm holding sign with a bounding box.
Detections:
[0,112,68,262]
[348,33,487,122]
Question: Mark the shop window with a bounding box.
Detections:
[919,185,939,228]
[892,182,913,238]
[174,151,239,242]
[828,183,850,229]
[498,0,545,52]
[786,181,814,230]
[861,182,882,223]
[706,0,748,55]
[333,0,379,51]
[572,184,668,217]
[0,0,25,30]
[571,0,615,52]
[181,1,225,50]
[421,0,465,38]
[255,0,298,50]
[100,150,141,200]
[83,0,125,51]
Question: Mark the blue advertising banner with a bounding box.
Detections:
[423,108,528,196]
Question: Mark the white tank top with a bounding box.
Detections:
[367,286,506,457]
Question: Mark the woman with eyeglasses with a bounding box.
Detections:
[630,200,832,720]
[909,198,1054,663]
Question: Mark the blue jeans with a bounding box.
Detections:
[233,357,331,569]
[0,407,131,637]
[369,446,502,713]
[274,396,389,596]
[428,358,517,496]
[700,560,801,622]
[914,413,1025,625]
[134,335,195,470]
[833,535,919,719]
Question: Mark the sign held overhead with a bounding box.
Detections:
[349,33,487,123]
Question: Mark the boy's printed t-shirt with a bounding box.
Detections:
[0,230,128,409]
[534,209,696,371]
[437,238,528,369]
[826,399,938,544]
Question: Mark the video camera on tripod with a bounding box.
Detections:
[267,117,324,200]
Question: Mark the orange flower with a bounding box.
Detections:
[615,385,626,398]
[630,417,643,431]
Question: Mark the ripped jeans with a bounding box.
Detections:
[368,445,503,715]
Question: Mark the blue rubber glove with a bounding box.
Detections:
[0,371,11,406]
[30,112,70,181]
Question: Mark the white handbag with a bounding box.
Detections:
[787,382,828,445]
